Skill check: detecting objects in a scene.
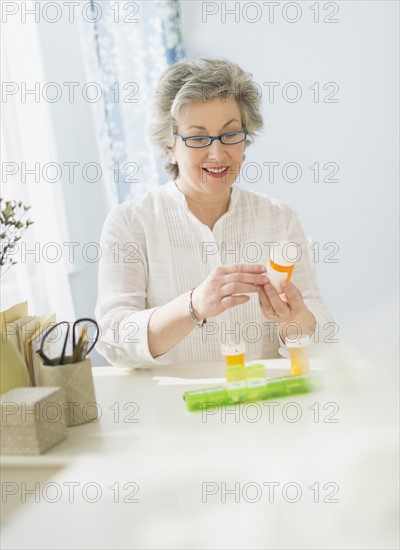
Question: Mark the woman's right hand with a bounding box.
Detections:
[190,264,269,320]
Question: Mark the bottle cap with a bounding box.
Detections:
[221,341,246,356]
[285,335,311,348]
[270,241,296,267]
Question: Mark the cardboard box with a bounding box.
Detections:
[1,386,67,454]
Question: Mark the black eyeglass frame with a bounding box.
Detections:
[173,130,249,148]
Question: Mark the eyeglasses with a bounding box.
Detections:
[173,130,248,148]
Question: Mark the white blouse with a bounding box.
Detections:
[95,181,334,368]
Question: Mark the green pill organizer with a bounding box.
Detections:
[183,373,323,412]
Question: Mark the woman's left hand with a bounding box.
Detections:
[257,280,316,340]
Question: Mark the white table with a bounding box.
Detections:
[1,357,398,549]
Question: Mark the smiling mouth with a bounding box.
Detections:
[202,166,229,178]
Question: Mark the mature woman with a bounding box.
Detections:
[95,57,333,368]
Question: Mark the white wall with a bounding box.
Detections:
[180,0,399,353]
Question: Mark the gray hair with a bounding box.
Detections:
[148,57,264,180]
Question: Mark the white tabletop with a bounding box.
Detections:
[1,357,398,549]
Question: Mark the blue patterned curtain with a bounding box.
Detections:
[81,1,184,202]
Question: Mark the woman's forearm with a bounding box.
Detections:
[147,291,197,358]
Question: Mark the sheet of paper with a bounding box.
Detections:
[0,301,28,335]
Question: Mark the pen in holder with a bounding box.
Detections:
[39,356,98,426]
[37,318,100,426]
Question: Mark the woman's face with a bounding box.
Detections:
[171,97,246,199]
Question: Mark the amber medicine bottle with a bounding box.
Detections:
[266,241,295,293]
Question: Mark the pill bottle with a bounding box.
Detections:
[222,342,247,402]
[285,335,311,376]
[221,341,246,367]
[266,241,295,293]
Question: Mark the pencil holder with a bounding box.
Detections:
[38,358,98,426]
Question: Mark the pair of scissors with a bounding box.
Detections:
[38,318,100,366]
